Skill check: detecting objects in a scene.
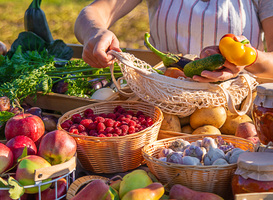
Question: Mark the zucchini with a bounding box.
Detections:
[183,54,226,78]
[24,0,54,43]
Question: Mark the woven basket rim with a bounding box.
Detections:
[57,100,163,141]
[142,134,255,170]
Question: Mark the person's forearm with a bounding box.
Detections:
[74,0,142,44]
[245,51,273,79]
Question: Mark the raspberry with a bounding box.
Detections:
[71,114,82,124]
[105,118,114,127]
[80,119,93,128]
[117,115,125,122]
[112,133,119,137]
[117,107,126,114]
[113,121,121,128]
[77,124,86,133]
[136,111,144,117]
[125,114,132,119]
[63,127,69,132]
[105,127,114,134]
[128,120,136,127]
[122,118,131,124]
[106,133,113,137]
[98,134,106,137]
[126,110,135,116]
[69,128,79,134]
[99,113,107,118]
[88,122,97,130]
[79,132,88,136]
[120,125,129,134]
[107,113,116,120]
[114,105,123,113]
[97,122,106,132]
[119,132,127,136]
[98,130,106,135]
[95,116,105,123]
[114,127,122,135]
[61,120,72,129]
[89,130,98,136]
[146,117,154,126]
[84,108,94,117]
[69,124,79,130]
[128,126,136,134]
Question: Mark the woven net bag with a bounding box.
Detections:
[109,50,258,117]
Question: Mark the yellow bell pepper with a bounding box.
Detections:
[219,34,257,66]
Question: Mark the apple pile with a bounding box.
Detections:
[61,105,154,137]
[0,109,77,199]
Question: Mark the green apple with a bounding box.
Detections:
[15,155,52,194]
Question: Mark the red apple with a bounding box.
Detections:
[5,113,45,143]
[0,143,13,173]
[15,155,52,194]
[35,178,67,200]
[38,130,76,165]
[6,135,37,162]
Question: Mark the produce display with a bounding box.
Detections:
[0,2,272,198]
[61,105,154,137]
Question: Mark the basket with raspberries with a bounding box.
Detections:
[57,101,163,173]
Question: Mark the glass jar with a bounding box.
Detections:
[252,83,273,145]
[232,152,273,196]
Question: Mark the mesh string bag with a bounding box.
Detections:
[109,50,258,117]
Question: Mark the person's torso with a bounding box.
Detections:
[147,0,264,55]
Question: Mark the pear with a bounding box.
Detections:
[119,169,153,199]
[121,182,164,200]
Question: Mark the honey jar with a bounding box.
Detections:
[232,152,273,195]
[252,83,273,145]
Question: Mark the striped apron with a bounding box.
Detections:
[148,0,264,55]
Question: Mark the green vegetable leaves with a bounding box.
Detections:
[7,31,73,61]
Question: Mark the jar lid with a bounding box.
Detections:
[257,83,273,96]
[235,152,273,181]
[254,83,273,108]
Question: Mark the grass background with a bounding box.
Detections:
[0,0,149,50]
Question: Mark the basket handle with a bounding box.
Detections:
[109,51,137,97]
[33,156,76,182]
[218,74,252,116]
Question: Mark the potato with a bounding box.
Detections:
[181,125,194,134]
[160,112,182,132]
[220,111,252,135]
[179,115,190,127]
[190,106,227,129]
[192,125,221,135]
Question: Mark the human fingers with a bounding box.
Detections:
[93,33,121,68]
[193,67,235,82]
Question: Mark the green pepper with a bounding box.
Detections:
[219,34,257,66]
[144,32,191,69]
[24,0,54,43]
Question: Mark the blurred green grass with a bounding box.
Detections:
[0,0,149,50]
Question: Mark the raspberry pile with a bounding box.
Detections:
[61,106,154,137]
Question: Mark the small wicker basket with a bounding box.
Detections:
[57,101,163,174]
[142,134,255,199]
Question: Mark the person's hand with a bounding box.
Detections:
[192,35,253,83]
[82,29,122,68]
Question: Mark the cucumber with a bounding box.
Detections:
[183,54,226,78]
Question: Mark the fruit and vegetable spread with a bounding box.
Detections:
[61,106,154,137]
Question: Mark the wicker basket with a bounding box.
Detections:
[57,101,163,174]
[142,134,255,199]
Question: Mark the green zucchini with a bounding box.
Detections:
[24,0,54,43]
[183,54,226,78]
